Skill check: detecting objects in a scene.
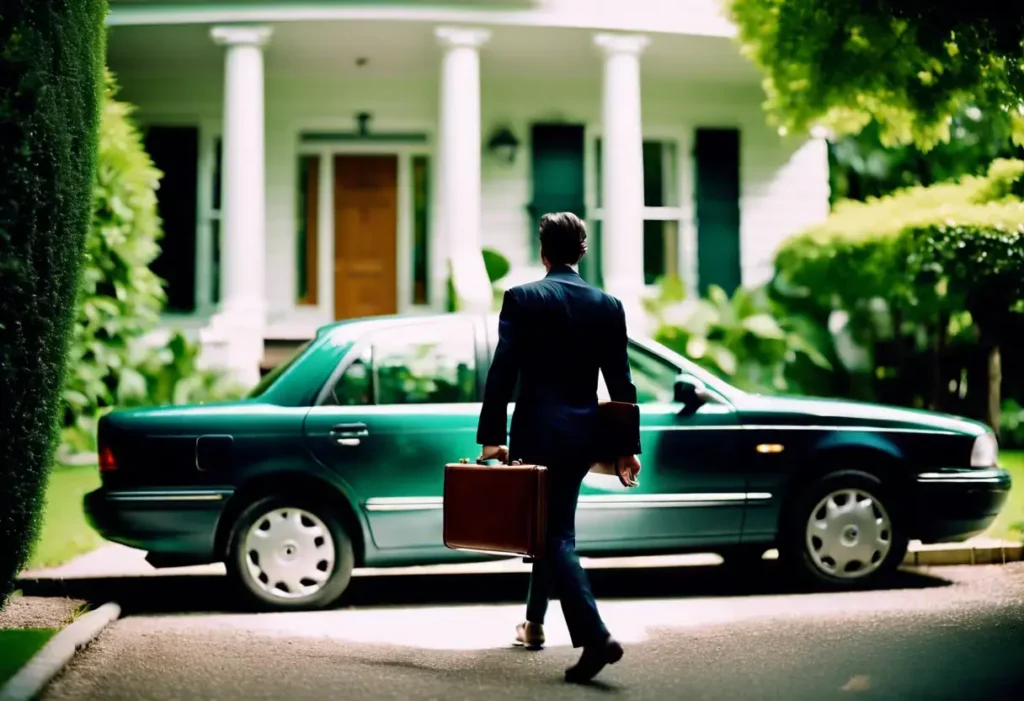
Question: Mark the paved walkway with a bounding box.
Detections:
[40,563,1024,700]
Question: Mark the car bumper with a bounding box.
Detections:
[84,487,233,560]
[912,467,1012,544]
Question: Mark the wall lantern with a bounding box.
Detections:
[487,126,520,165]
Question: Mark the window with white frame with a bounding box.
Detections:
[593,139,682,286]
[210,136,223,307]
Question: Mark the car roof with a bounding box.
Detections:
[316,311,484,336]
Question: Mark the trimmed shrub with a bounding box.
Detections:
[60,73,242,457]
[775,159,1024,429]
[0,0,108,601]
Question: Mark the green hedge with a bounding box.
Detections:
[775,159,1024,428]
[0,0,108,602]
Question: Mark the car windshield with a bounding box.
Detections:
[247,340,313,399]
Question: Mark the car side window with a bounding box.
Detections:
[372,321,478,405]
[333,346,373,406]
[628,345,678,404]
[596,344,678,404]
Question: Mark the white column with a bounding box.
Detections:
[435,26,493,313]
[204,25,272,385]
[594,33,649,332]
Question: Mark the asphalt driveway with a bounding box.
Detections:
[28,561,1024,700]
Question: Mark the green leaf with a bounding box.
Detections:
[686,336,708,360]
[741,313,786,340]
[116,368,148,404]
[707,343,738,376]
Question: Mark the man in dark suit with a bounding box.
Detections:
[477,212,642,684]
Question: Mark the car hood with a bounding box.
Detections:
[733,394,990,436]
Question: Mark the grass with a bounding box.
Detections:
[987,450,1024,542]
[0,629,57,686]
[26,464,103,571]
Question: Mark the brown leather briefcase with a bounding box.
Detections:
[443,459,548,559]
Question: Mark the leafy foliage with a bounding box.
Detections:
[61,73,242,456]
[449,248,513,312]
[775,159,1024,426]
[0,0,108,603]
[776,159,1024,324]
[829,109,1024,203]
[482,247,511,283]
[1002,399,1024,448]
[651,284,832,393]
[728,0,1024,150]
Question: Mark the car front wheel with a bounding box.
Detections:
[226,495,354,611]
[781,469,908,589]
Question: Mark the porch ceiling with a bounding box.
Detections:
[106,20,760,84]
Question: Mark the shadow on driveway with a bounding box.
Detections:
[16,562,952,617]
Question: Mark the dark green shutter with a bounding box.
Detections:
[145,126,199,312]
[695,128,741,296]
[528,124,585,262]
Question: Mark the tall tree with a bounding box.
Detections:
[0,0,108,602]
[728,0,1024,150]
[829,109,1024,203]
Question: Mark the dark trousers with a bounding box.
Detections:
[524,459,609,648]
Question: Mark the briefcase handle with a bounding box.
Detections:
[466,457,524,467]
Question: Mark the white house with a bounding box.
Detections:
[106,0,830,383]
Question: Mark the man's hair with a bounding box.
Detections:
[539,212,587,266]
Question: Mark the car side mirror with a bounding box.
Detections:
[673,374,708,413]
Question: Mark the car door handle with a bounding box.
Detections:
[331,423,368,446]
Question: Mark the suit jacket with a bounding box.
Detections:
[476,264,641,465]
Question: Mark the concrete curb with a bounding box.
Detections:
[0,602,120,701]
[904,542,1024,567]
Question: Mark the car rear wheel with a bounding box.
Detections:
[781,469,908,589]
[227,495,354,611]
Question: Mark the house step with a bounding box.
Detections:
[260,338,312,375]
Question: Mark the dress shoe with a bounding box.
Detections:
[564,636,623,683]
[514,621,545,649]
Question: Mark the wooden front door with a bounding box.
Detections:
[333,155,399,320]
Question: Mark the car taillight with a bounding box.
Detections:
[99,445,117,473]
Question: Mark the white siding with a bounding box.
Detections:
[114,61,829,331]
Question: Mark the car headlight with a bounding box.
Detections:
[970,433,999,467]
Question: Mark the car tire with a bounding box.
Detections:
[780,469,908,590]
[226,494,354,611]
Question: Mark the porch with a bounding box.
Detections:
[106,18,829,379]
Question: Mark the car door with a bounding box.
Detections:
[575,342,746,551]
[303,317,485,552]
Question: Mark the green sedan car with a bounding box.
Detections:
[86,313,1012,610]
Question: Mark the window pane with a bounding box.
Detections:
[658,141,679,208]
[642,141,663,207]
[211,217,221,306]
[333,347,373,406]
[145,126,199,313]
[211,137,223,305]
[374,321,477,404]
[212,136,223,211]
[628,344,678,404]
[296,155,320,305]
[595,139,678,209]
[580,218,603,288]
[643,219,679,285]
[412,155,430,305]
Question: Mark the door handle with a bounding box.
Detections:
[331,423,368,446]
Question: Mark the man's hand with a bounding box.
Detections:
[617,455,641,488]
[480,445,509,464]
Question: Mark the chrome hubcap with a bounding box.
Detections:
[805,488,892,579]
[244,508,335,599]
